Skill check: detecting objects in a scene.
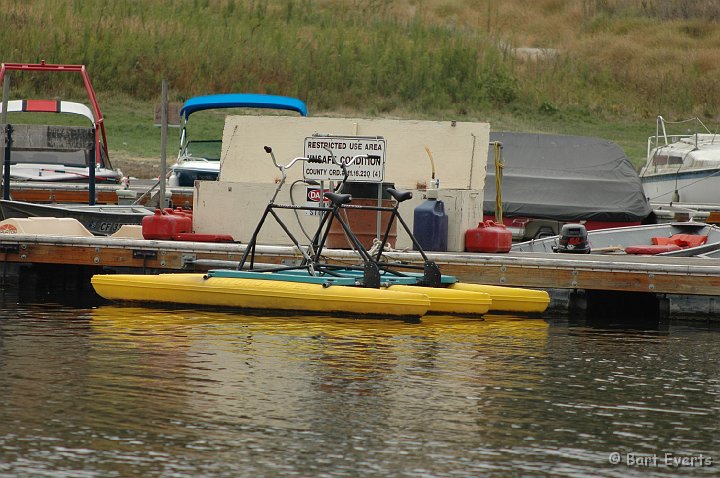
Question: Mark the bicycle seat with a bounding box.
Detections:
[386,188,413,203]
[324,192,353,206]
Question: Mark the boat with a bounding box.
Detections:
[0,200,153,236]
[511,222,720,256]
[698,249,720,258]
[640,115,720,205]
[169,93,308,186]
[93,146,549,318]
[0,62,160,232]
[0,61,122,184]
[484,132,653,241]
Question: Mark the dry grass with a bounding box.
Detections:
[3,0,720,168]
[110,151,163,179]
[3,0,719,119]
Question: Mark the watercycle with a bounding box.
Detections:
[92,146,549,318]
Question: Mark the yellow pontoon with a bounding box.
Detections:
[448,283,550,314]
[387,285,492,316]
[91,273,432,319]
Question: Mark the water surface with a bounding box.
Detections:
[0,295,718,477]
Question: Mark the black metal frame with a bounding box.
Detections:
[237,147,442,288]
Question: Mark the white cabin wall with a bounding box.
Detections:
[218,116,488,190]
[194,116,489,252]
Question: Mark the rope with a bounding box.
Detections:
[493,141,504,223]
[367,237,410,259]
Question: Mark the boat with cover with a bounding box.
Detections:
[93,146,548,318]
[640,115,720,205]
[169,93,308,186]
[0,62,121,184]
[511,221,720,256]
[483,132,652,241]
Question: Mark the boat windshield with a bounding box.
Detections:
[9,149,88,168]
[184,140,222,161]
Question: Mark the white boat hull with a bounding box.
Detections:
[10,163,122,183]
[641,168,720,204]
[641,118,720,205]
[170,160,220,186]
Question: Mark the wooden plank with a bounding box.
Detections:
[170,191,194,209]
[438,259,720,295]
[4,243,187,269]
[6,183,196,208]
[707,211,720,225]
[2,235,720,296]
[9,189,118,204]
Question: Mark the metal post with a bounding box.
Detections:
[492,141,504,223]
[376,182,382,242]
[159,79,168,208]
[1,73,8,124]
[319,180,325,231]
[88,143,96,205]
[2,74,10,200]
[3,124,12,201]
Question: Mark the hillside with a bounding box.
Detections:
[2,0,720,168]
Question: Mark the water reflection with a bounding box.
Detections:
[0,299,718,477]
[88,307,551,477]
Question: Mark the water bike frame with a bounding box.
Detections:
[237,146,444,288]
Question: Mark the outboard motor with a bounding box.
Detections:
[554,224,590,253]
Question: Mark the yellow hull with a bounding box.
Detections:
[91,273,431,318]
[447,283,549,314]
[387,285,491,316]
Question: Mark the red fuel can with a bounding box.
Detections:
[142,208,193,240]
[465,220,512,253]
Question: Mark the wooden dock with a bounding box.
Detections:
[6,181,194,209]
[1,232,720,318]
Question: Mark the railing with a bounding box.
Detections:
[647,115,714,158]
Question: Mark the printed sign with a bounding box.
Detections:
[0,224,18,234]
[303,136,385,183]
[304,186,330,216]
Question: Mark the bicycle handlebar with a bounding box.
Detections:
[263,145,384,203]
[264,145,311,172]
[265,146,380,172]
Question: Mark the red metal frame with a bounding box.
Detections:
[0,60,109,167]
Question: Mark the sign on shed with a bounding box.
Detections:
[304,186,330,216]
[154,102,182,127]
[303,135,385,183]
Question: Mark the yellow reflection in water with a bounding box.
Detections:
[87,306,551,436]
[90,306,548,340]
[89,306,549,387]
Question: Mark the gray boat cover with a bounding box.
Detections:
[484,132,652,221]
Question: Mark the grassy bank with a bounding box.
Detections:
[2,0,720,168]
[95,95,653,169]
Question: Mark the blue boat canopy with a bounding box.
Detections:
[180,93,308,119]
